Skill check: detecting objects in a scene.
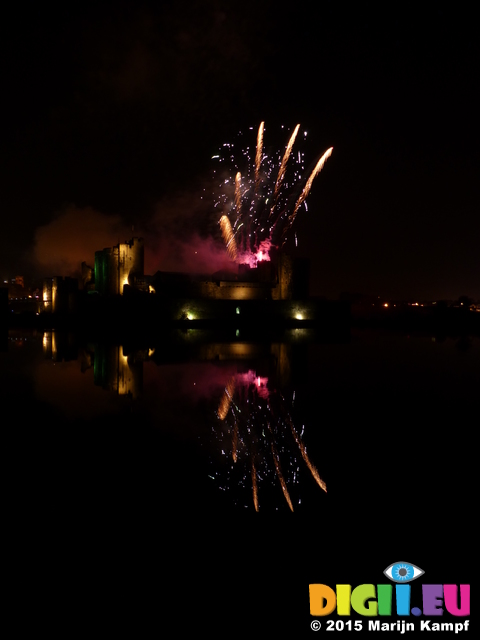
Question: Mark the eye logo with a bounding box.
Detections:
[384,561,424,583]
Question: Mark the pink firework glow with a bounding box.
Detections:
[212,122,333,266]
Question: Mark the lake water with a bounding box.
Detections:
[2,326,477,631]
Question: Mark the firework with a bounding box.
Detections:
[212,369,326,511]
[288,416,327,492]
[270,437,294,512]
[219,215,238,261]
[255,121,264,191]
[251,458,259,512]
[213,122,333,265]
[282,146,334,242]
[218,376,236,420]
[234,171,242,214]
[271,123,300,205]
[232,422,238,463]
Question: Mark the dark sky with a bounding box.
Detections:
[1,1,478,300]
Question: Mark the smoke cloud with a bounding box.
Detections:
[143,190,233,275]
[32,189,235,278]
[33,205,129,277]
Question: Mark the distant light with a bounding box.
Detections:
[295,313,303,320]
[383,303,388,307]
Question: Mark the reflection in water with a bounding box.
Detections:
[39,330,328,510]
[43,332,144,398]
[43,331,77,362]
[214,368,326,512]
[6,328,476,519]
[92,344,143,399]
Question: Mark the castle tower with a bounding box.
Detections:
[94,237,144,295]
[118,237,144,293]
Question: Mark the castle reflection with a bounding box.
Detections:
[92,344,144,399]
[42,329,329,510]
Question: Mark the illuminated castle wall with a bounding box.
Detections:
[196,280,272,301]
[152,253,307,302]
[42,277,78,313]
[94,237,144,295]
[88,236,305,303]
[201,253,309,301]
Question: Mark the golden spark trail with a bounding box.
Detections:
[234,172,242,214]
[219,215,238,261]
[284,146,333,234]
[288,417,327,492]
[255,121,264,191]
[272,124,300,205]
[251,458,259,512]
[218,376,236,420]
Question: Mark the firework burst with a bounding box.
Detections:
[213,122,333,266]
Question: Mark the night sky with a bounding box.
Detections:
[1,2,478,300]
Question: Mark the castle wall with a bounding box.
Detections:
[95,237,144,295]
[118,237,144,292]
[43,277,78,313]
[161,297,341,324]
[94,249,113,295]
[196,280,271,301]
[271,253,293,300]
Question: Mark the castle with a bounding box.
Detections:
[38,237,346,329]
[78,237,309,302]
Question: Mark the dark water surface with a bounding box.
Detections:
[2,327,477,632]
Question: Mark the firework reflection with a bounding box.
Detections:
[212,368,326,511]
